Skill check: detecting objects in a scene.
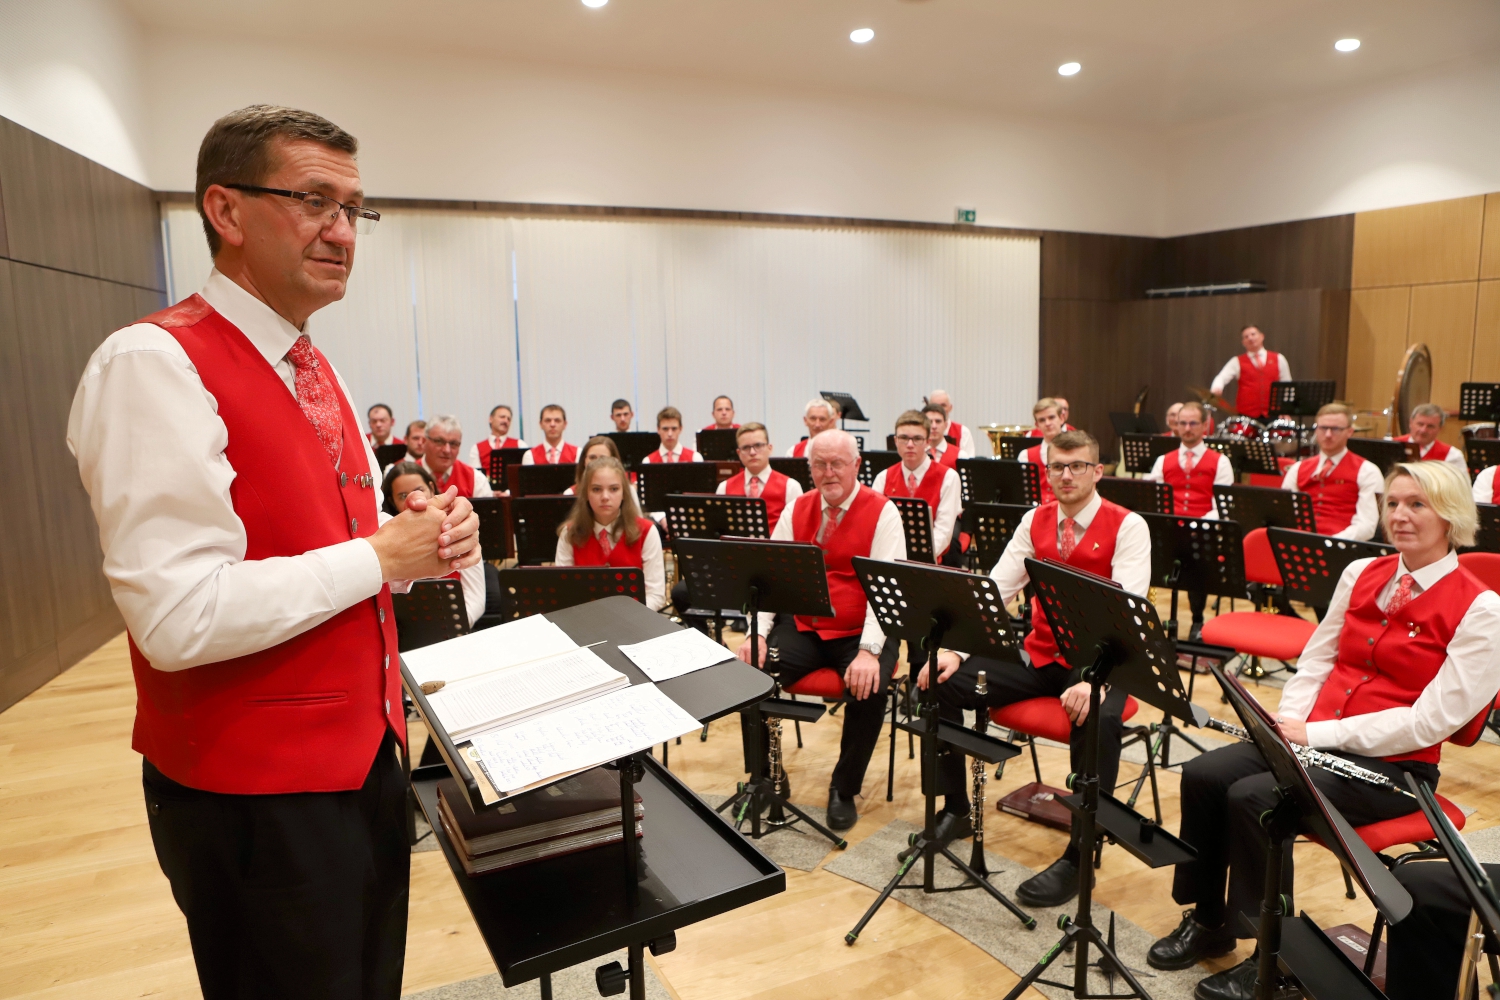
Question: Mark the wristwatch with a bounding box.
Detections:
[859,640,885,656]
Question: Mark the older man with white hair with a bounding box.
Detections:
[420,415,492,499]
[738,430,906,830]
[926,389,976,459]
[787,398,840,457]
[1392,403,1468,472]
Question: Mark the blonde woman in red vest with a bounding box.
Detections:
[553,458,665,611]
[420,414,493,499]
[926,388,977,458]
[918,430,1151,907]
[717,422,802,529]
[642,405,704,463]
[874,410,961,557]
[737,430,906,830]
[1391,402,1468,473]
[786,397,839,457]
[466,403,526,476]
[1148,460,1499,998]
[1211,324,1291,420]
[1021,397,1066,505]
[381,462,486,628]
[68,106,481,997]
[521,404,578,465]
[1280,402,1382,539]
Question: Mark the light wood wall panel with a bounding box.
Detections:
[1345,287,1410,415]
[1474,280,1500,382]
[1408,282,1479,411]
[1480,194,1500,281]
[1351,195,1485,289]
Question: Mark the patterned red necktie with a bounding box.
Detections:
[548,446,559,464]
[908,471,919,492]
[1385,574,1415,616]
[1059,517,1078,561]
[1182,449,1196,476]
[815,505,844,545]
[668,450,679,464]
[285,335,343,465]
[597,526,614,558]
[747,475,762,498]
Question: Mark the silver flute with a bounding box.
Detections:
[1204,718,1413,797]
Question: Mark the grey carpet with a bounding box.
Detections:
[413,812,440,854]
[823,819,1209,1000]
[700,793,842,871]
[1463,823,1500,864]
[404,949,670,999]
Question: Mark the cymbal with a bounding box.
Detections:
[1187,385,1239,416]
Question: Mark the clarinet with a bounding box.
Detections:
[1203,718,1412,797]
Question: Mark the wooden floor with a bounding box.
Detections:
[4,601,1500,1000]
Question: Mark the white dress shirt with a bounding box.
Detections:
[1475,466,1497,505]
[459,561,486,629]
[759,488,908,651]
[870,458,962,554]
[715,466,805,504]
[652,444,704,463]
[465,435,527,471]
[1280,449,1384,540]
[67,269,399,672]
[553,518,666,611]
[419,457,494,499]
[521,441,570,465]
[1145,441,1236,519]
[1211,348,1292,395]
[785,439,811,458]
[1280,551,1500,757]
[1412,440,1470,473]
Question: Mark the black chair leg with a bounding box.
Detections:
[1342,867,1356,900]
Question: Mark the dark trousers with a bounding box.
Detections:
[768,616,899,798]
[1387,861,1500,1000]
[143,730,411,1000]
[1188,586,1207,622]
[1171,741,1435,934]
[935,654,1128,859]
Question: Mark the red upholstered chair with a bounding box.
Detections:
[1200,533,1316,677]
[1459,551,1500,591]
[1242,528,1283,588]
[780,666,910,801]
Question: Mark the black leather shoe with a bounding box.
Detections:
[1192,955,1300,1000]
[1016,857,1079,907]
[1188,620,1205,643]
[1148,910,1237,971]
[826,787,858,831]
[898,811,973,860]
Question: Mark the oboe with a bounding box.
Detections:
[1203,718,1413,797]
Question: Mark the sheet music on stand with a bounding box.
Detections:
[965,502,1031,574]
[634,463,719,512]
[1460,382,1500,422]
[1347,437,1418,476]
[1120,433,1179,474]
[694,428,739,461]
[1096,476,1173,514]
[768,456,813,491]
[497,567,646,621]
[856,450,902,486]
[887,496,936,563]
[604,432,665,470]
[1269,380,1336,418]
[510,496,575,565]
[1267,528,1394,608]
[664,494,770,540]
[957,458,1040,506]
[1214,483,1316,533]
[1465,439,1500,482]
[487,446,529,492]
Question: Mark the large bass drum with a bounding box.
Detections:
[1263,417,1306,456]
[1218,415,1264,442]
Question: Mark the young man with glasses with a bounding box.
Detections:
[419,414,492,499]
[736,431,905,830]
[1280,402,1381,539]
[466,404,526,475]
[717,422,801,530]
[916,430,1151,907]
[873,409,961,557]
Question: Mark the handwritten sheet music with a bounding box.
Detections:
[617,628,735,682]
[427,646,628,740]
[402,614,579,686]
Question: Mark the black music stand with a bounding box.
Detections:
[856,450,902,486]
[511,496,576,565]
[844,558,1031,946]
[1269,380,1336,418]
[671,538,844,846]
[374,442,408,468]
[1214,484,1316,533]
[1121,433,1179,474]
[664,494,770,540]
[1110,412,1159,436]
[958,458,1041,506]
[820,390,868,427]
[694,428,739,461]
[470,497,513,562]
[1460,382,1500,422]
[1097,476,1173,514]
[888,496,936,563]
[996,435,1034,461]
[1211,663,1411,1000]
[1204,439,1247,476]
[1471,503,1500,555]
[965,502,1031,574]
[515,463,576,496]
[1240,439,1284,477]
[767,456,813,491]
[392,579,470,651]
[1466,439,1500,482]
[604,432,664,470]
[1348,438,1418,476]
[486,446,529,492]
[634,463,719,513]
[495,566,645,621]
[1003,559,1208,1000]
[1267,528,1395,608]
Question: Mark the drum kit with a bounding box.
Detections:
[1187,386,1316,457]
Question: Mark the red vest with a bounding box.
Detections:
[570,517,655,569]
[431,459,478,498]
[789,486,889,639]
[882,461,945,511]
[1309,556,1492,764]
[1296,451,1367,536]
[724,469,793,531]
[791,439,810,458]
[933,442,960,470]
[1235,351,1281,418]
[128,296,402,794]
[1393,435,1454,462]
[1162,447,1221,517]
[1022,444,1057,505]
[1026,499,1129,667]
[949,421,965,447]
[530,441,579,465]
[1027,424,1076,438]
[644,447,698,463]
[476,437,522,474]
[702,423,741,431]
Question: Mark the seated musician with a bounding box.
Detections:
[703,395,740,431]
[554,457,666,611]
[1392,402,1468,472]
[1476,464,1496,504]
[717,422,802,529]
[926,389,976,458]
[1021,397,1066,505]
[787,398,840,457]
[365,403,401,448]
[1144,400,1234,640]
[1389,857,1500,1000]
[466,403,526,474]
[1147,460,1500,1000]
[1164,402,1183,437]
[923,404,960,471]
[735,430,905,830]
[521,404,578,465]
[610,398,634,433]
[403,420,427,463]
[564,436,641,505]
[419,415,493,498]
[1026,396,1076,436]
[1210,324,1290,421]
[920,430,1151,907]
[382,461,485,628]
[1279,402,1382,539]
[874,410,961,557]
[643,406,703,463]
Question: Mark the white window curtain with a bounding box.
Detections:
[163,205,1039,454]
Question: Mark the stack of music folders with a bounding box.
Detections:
[436,770,643,876]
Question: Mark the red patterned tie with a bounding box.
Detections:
[1060,517,1078,561]
[908,471,919,492]
[668,450,679,464]
[747,475,762,498]
[285,335,343,464]
[1385,574,1415,616]
[1182,449,1196,476]
[815,505,844,545]
[597,526,614,558]
[548,446,559,464]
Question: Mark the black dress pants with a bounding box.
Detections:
[143,730,411,1000]
[768,616,899,798]
[1387,861,1500,1000]
[1171,741,1435,935]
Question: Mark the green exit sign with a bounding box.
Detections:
[955,207,977,224]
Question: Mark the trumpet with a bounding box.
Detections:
[1203,718,1413,798]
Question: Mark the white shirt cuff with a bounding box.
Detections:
[319,538,387,608]
[1304,720,1340,750]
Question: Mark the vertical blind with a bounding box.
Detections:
[163,205,1039,453]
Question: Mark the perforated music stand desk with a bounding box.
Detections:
[1121,433,1179,474]
[470,497,515,562]
[496,566,646,620]
[1269,380,1337,418]
[509,496,576,566]
[1214,484,1316,533]
[856,449,901,486]
[958,458,1041,506]
[634,463,719,513]
[1466,439,1500,482]
[1097,476,1173,514]
[664,494,769,540]
[1240,439,1284,477]
[393,579,469,651]
[1347,437,1418,476]
[693,428,738,461]
[403,597,780,998]
[1266,528,1394,608]
[1109,412,1158,437]
[878,495,933,563]
[487,446,529,492]
[1137,513,1248,601]
[603,432,664,471]
[1473,503,1500,555]
[820,390,868,423]
[995,435,1034,461]
[767,456,812,491]
[965,502,1032,573]
[515,463,576,497]
[1460,382,1500,422]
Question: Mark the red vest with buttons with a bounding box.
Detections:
[1022,444,1057,505]
[790,485,889,639]
[1296,451,1367,536]
[431,459,479,498]
[1309,556,1492,764]
[570,517,655,569]
[643,447,698,463]
[529,442,579,465]
[724,469,792,532]
[476,437,521,476]
[1162,447,1221,517]
[1235,351,1281,418]
[127,295,402,795]
[1026,498,1129,668]
[882,461,945,511]
[1392,435,1454,462]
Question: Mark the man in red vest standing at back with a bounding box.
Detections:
[1392,402,1469,473]
[1281,402,1382,539]
[67,105,481,999]
[1210,324,1291,420]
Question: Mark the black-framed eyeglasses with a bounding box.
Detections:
[226,184,380,234]
[1046,461,1098,477]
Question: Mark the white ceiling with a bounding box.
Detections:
[121,0,1500,127]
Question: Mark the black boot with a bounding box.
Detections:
[826,786,858,831]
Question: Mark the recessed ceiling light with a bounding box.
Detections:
[1058,61,1081,76]
[582,0,607,7]
[1335,38,1361,52]
[850,27,875,44]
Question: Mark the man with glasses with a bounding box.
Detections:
[874,409,961,558]
[419,415,492,499]
[916,430,1151,906]
[737,431,905,830]
[67,105,481,998]
[717,422,801,529]
[1281,402,1381,539]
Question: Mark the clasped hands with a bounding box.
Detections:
[735,638,883,700]
[368,486,482,582]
